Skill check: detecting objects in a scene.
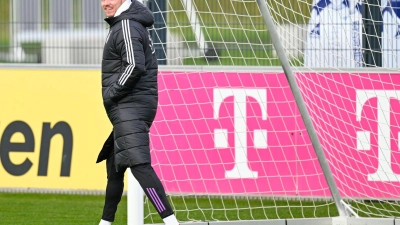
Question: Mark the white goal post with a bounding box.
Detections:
[128,0,400,224]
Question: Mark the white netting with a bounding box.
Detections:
[141,0,400,223]
[266,0,400,218]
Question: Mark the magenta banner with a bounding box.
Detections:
[150,71,400,199]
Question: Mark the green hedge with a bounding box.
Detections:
[0,0,9,52]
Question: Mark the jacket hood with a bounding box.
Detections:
[105,0,154,27]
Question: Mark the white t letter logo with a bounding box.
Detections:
[356,90,400,181]
[214,88,267,179]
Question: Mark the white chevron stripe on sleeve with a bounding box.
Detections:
[118,20,136,85]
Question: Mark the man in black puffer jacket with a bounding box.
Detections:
[97,1,179,225]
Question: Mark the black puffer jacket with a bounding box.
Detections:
[97,0,158,170]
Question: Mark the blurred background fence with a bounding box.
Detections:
[0,0,314,66]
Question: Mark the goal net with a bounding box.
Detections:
[134,0,400,224]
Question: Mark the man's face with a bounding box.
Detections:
[101,0,126,18]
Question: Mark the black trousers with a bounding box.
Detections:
[101,154,174,222]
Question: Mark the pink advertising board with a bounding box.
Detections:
[150,71,400,199]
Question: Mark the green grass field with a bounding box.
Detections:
[0,192,338,225]
[167,0,312,66]
[2,192,399,225]
[0,193,127,225]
